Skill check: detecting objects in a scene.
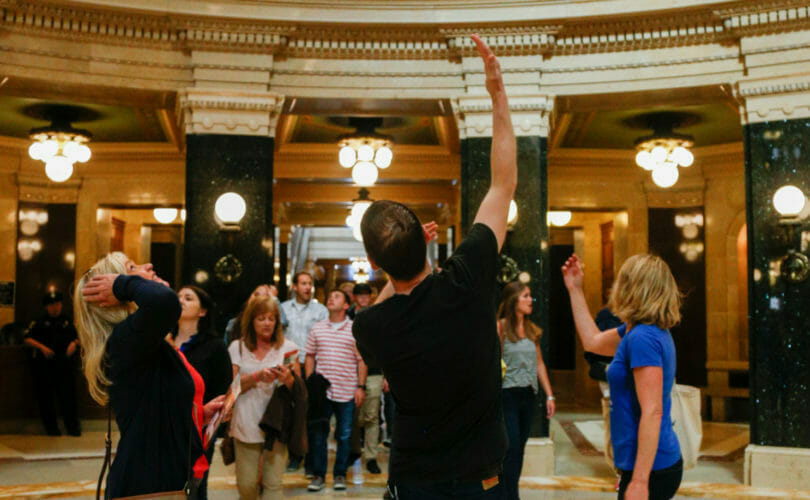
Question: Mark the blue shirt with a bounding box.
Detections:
[606,323,680,472]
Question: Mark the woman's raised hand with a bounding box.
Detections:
[82,274,120,307]
[561,254,585,292]
[471,34,504,98]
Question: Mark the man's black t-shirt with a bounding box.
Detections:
[352,223,507,486]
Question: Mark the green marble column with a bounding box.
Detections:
[461,135,550,436]
[744,117,810,447]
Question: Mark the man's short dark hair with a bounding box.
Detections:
[353,283,372,296]
[329,288,351,305]
[292,271,313,285]
[360,200,426,281]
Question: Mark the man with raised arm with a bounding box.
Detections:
[352,34,516,499]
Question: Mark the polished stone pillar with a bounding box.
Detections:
[457,95,552,436]
[180,89,283,330]
[744,117,810,448]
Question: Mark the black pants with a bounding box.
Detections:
[502,387,535,500]
[32,358,81,436]
[618,458,683,500]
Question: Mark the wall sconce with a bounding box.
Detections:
[773,184,809,283]
[153,208,179,224]
[547,210,573,227]
[214,192,247,283]
[215,192,247,230]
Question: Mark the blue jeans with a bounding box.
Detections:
[309,399,354,478]
[388,476,505,499]
[502,387,535,500]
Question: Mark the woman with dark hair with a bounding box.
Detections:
[228,296,300,500]
[171,285,233,499]
[497,281,555,500]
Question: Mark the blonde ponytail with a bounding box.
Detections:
[73,252,131,405]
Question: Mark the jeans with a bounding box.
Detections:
[388,475,505,499]
[309,399,355,478]
[618,457,683,500]
[502,387,535,500]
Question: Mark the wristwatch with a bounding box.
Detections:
[357,384,366,390]
[547,396,555,401]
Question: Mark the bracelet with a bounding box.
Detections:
[547,396,555,401]
[253,372,260,383]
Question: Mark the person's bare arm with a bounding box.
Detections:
[561,254,621,356]
[305,353,316,379]
[470,34,517,251]
[24,337,54,358]
[626,366,665,500]
[535,343,556,418]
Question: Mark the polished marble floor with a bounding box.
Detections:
[0,410,808,499]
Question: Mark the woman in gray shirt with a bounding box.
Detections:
[497,281,556,500]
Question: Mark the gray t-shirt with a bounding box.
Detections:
[502,337,538,392]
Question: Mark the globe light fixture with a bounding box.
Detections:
[633,114,695,188]
[651,162,680,188]
[346,188,373,240]
[547,210,573,227]
[507,200,518,226]
[29,120,92,183]
[215,192,247,225]
[153,208,179,224]
[773,185,806,217]
[337,119,394,187]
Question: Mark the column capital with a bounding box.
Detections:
[179,89,285,137]
[736,74,810,125]
[453,94,554,139]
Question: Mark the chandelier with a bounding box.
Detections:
[337,117,393,187]
[345,188,374,242]
[28,120,92,183]
[632,113,695,189]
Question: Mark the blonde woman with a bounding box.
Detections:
[562,254,682,500]
[228,295,300,500]
[75,252,224,498]
[497,281,555,500]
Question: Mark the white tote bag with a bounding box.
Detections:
[670,383,702,469]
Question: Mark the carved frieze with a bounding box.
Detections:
[455,95,553,138]
[179,89,285,137]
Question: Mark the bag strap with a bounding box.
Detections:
[96,404,112,500]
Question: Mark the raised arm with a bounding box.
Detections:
[471,34,517,251]
[561,254,621,356]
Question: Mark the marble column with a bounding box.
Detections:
[457,95,553,436]
[180,89,284,331]
[740,86,810,489]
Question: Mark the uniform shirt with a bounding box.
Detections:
[353,223,507,486]
[305,318,360,403]
[280,299,327,363]
[607,323,680,472]
[25,315,77,360]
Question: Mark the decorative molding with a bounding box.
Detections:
[2,1,810,61]
[179,89,285,137]
[737,74,810,124]
[455,95,554,138]
[17,176,80,204]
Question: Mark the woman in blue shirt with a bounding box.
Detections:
[562,254,682,500]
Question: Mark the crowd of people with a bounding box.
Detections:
[61,33,686,500]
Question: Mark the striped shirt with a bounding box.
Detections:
[305,318,360,402]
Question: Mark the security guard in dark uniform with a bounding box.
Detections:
[23,291,81,436]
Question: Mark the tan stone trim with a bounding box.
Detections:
[179,89,285,137]
[3,1,810,60]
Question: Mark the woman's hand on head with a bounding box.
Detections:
[561,254,585,292]
[82,274,120,307]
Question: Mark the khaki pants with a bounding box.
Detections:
[351,374,383,461]
[234,438,287,500]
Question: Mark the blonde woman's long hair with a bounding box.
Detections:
[497,281,542,344]
[609,254,682,330]
[73,252,132,405]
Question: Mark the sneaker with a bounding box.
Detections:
[366,459,381,474]
[307,476,325,491]
[305,472,314,480]
[334,475,347,490]
[286,456,302,473]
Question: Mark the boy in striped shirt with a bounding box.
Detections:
[305,289,368,491]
